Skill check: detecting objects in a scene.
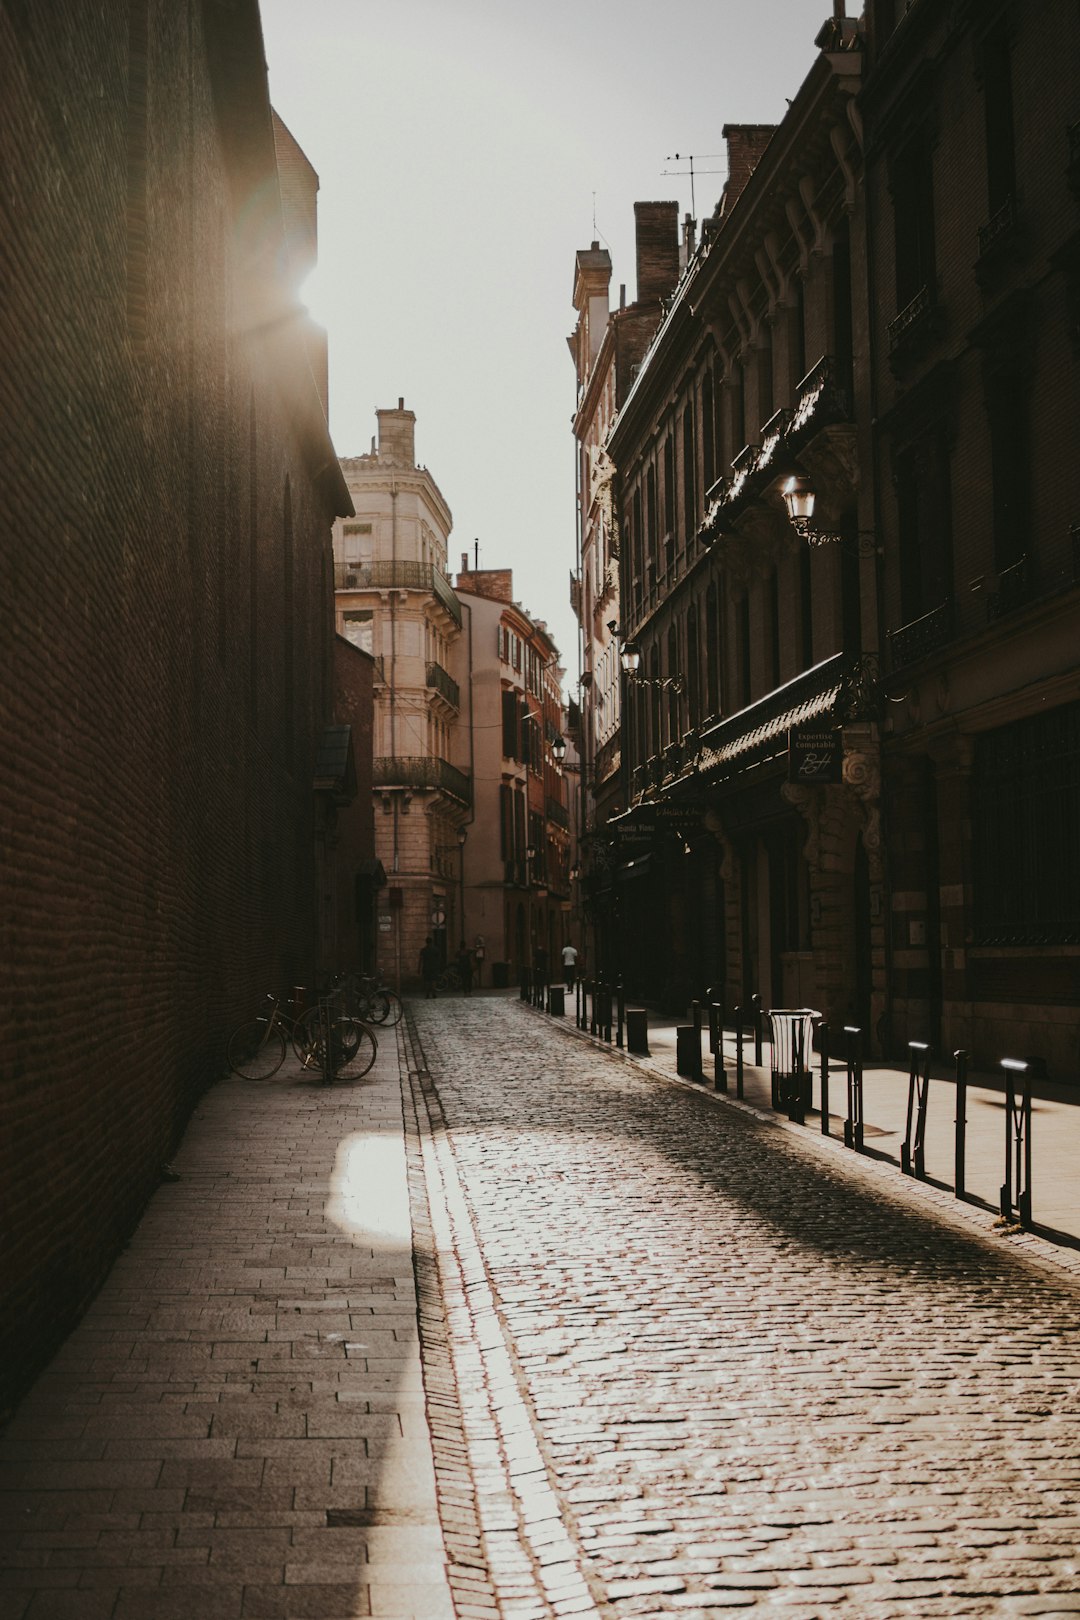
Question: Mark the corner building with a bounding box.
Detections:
[333,405,468,987]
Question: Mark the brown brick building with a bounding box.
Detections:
[0,1,352,1413]
[865,0,1080,1070]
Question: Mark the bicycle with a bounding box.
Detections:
[227,994,376,1081]
[336,971,403,1027]
[436,964,462,993]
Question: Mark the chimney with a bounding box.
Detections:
[634,201,680,305]
[720,125,777,215]
[375,399,416,466]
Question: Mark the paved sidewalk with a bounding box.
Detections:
[0,1033,452,1620]
[539,988,1080,1248]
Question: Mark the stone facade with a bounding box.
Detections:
[332,406,467,986]
[452,570,570,983]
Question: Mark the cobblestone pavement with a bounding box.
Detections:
[407,996,1080,1620]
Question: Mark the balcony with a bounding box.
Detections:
[335,561,461,627]
[425,660,460,709]
[986,556,1031,623]
[755,408,791,479]
[787,355,851,449]
[886,599,954,669]
[546,795,570,830]
[976,195,1020,282]
[887,285,942,372]
[373,755,471,806]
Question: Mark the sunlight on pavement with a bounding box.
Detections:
[327,1130,413,1244]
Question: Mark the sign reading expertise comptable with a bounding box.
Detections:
[787,726,843,784]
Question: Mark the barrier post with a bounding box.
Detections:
[616,977,625,1049]
[819,1021,830,1135]
[752,993,763,1067]
[734,1006,744,1099]
[843,1025,863,1151]
[953,1049,968,1200]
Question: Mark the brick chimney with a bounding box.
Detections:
[719,125,777,215]
[634,201,680,305]
[376,398,416,466]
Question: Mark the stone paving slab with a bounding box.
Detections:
[0,1036,452,1620]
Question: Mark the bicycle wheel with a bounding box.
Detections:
[296,1009,367,1074]
[228,1018,287,1080]
[366,990,392,1024]
[379,990,403,1026]
[328,1022,377,1081]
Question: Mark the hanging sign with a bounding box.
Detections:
[788,726,843,784]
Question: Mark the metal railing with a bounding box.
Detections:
[887,599,954,668]
[373,755,471,805]
[334,560,462,626]
[425,661,460,708]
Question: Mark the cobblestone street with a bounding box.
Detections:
[407,996,1080,1618]
[5,996,1080,1619]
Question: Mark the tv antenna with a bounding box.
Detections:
[662,152,724,219]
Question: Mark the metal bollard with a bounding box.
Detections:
[954,1049,969,1200]
[734,1005,745,1099]
[843,1025,864,1151]
[1001,1058,1035,1227]
[901,1041,931,1179]
[602,978,613,1043]
[752,993,763,1067]
[818,1021,830,1135]
[616,976,625,1048]
[589,978,597,1037]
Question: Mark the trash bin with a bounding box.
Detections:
[492,961,509,989]
[548,985,565,1017]
[767,1008,820,1122]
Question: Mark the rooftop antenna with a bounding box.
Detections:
[662,152,724,220]
[474,538,479,570]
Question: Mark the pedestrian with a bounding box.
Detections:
[561,941,578,988]
[419,935,440,999]
[455,943,473,995]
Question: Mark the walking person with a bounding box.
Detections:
[419,935,441,999]
[561,941,578,989]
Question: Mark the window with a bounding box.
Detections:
[502,689,519,759]
[973,703,1080,945]
[895,431,953,624]
[663,438,676,572]
[686,603,700,729]
[738,593,751,709]
[982,25,1016,218]
[832,217,853,395]
[701,371,716,494]
[682,402,696,548]
[891,129,936,311]
[646,466,658,590]
[343,611,373,654]
[988,378,1030,575]
[705,580,721,718]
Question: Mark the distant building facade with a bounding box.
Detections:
[452,567,571,983]
[333,405,468,986]
[0,2,352,1413]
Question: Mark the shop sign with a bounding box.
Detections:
[788,726,843,784]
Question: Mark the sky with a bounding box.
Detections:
[260,0,836,689]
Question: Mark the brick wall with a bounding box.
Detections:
[0,0,350,1416]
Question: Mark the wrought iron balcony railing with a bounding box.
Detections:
[887,599,954,669]
[425,660,460,709]
[887,284,936,353]
[373,755,471,805]
[986,555,1031,622]
[788,355,851,443]
[977,194,1018,262]
[335,561,462,626]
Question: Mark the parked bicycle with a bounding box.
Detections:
[227,994,376,1081]
[336,971,403,1027]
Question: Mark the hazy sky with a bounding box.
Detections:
[260,0,834,683]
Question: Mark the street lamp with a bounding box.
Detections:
[607,624,682,692]
[782,475,880,557]
[552,733,567,764]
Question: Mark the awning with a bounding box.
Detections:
[695,682,843,781]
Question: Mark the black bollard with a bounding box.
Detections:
[752,993,763,1067]
[954,1048,968,1200]
[819,1021,830,1135]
